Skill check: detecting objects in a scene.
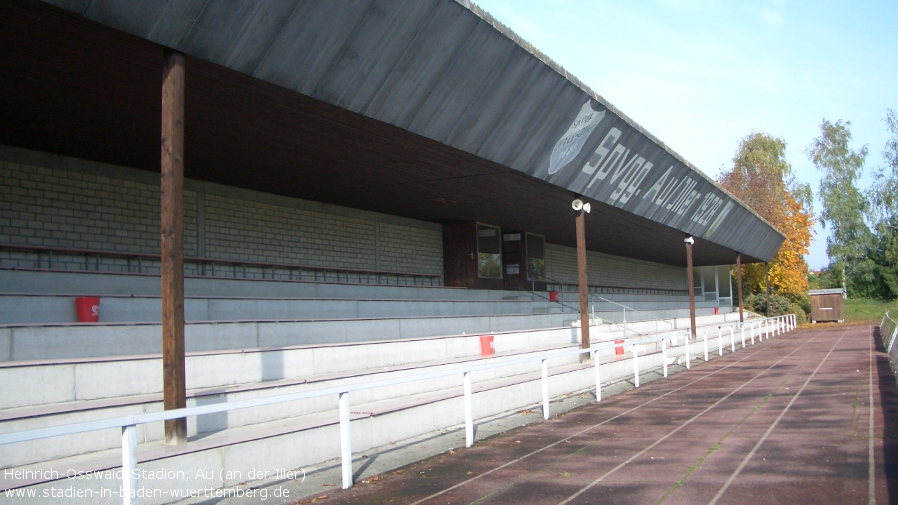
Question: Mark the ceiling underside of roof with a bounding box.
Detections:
[0,0,783,267]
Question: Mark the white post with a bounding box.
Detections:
[741,324,746,348]
[593,350,602,402]
[750,321,755,345]
[122,425,138,505]
[463,372,473,447]
[339,392,352,489]
[541,359,550,420]
[685,332,690,369]
[632,345,640,387]
[730,326,736,352]
[662,338,668,378]
[703,329,709,362]
[718,327,723,356]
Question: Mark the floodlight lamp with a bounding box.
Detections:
[684,236,695,245]
[572,199,583,211]
[582,202,591,213]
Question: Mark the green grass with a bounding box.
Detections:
[844,298,898,323]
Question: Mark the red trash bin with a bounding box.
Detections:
[714,307,720,315]
[76,297,100,323]
[479,335,494,356]
[615,339,625,355]
[549,291,558,302]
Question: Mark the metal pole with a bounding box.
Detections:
[685,331,690,369]
[718,327,723,356]
[632,345,640,387]
[339,392,352,489]
[741,324,746,348]
[463,372,473,447]
[730,326,736,352]
[161,50,186,445]
[765,262,771,318]
[541,359,550,420]
[737,253,744,323]
[122,425,138,505]
[576,209,590,362]
[685,239,697,340]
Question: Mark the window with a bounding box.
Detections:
[477,224,502,279]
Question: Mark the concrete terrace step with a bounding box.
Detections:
[0,315,767,499]
[0,315,749,464]
[0,269,509,300]
[0,312,583,362]
[0,348,663,495]
[0,293,554,325]
[0,341,593,468]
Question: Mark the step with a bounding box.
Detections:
[0,293,542,325]
[0,346,669,497]
[0,312,582,362]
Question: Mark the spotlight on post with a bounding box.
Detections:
[571,199,591,213]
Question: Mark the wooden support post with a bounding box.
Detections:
[765,262,771,318]
[736,253,744,323]
[576,209,590,362]
[685,238,696,340]
[161,50,186,445]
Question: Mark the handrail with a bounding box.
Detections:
[548,280,688,296]
[527,269,672,336]
[0,315,796,501]
[882,311,898,353]
[0,242,443,286]
[590,295,675,330]
[526,268,581,314]
[526,267,687,297]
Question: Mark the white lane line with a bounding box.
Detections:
[555,330,824,505]
[869,326,876,505]
[408,338,785,505]
[707,327,849,505]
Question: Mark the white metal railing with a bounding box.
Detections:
[0,315,795,503]
[881,311,897,353]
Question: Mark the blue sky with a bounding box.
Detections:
[473,0,898,269]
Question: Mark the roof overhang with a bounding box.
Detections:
[0,0,785,267]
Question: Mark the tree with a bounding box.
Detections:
[806,119,871,296]
[719,132,814,302]
[868,110,898,299]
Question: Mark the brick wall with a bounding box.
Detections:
[0,147,442,278]
[545,243,686,291]
[1,146,691,289]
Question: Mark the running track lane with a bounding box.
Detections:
[297,325,898,505]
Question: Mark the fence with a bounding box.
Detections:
[0,315,795,503]
[881,311,898,369]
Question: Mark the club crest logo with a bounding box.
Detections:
[549,101,605,175]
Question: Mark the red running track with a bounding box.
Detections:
[295,325,898,505]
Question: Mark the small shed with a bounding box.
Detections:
[809,288,846,323]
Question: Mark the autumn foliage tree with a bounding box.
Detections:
[718,132,814,302]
